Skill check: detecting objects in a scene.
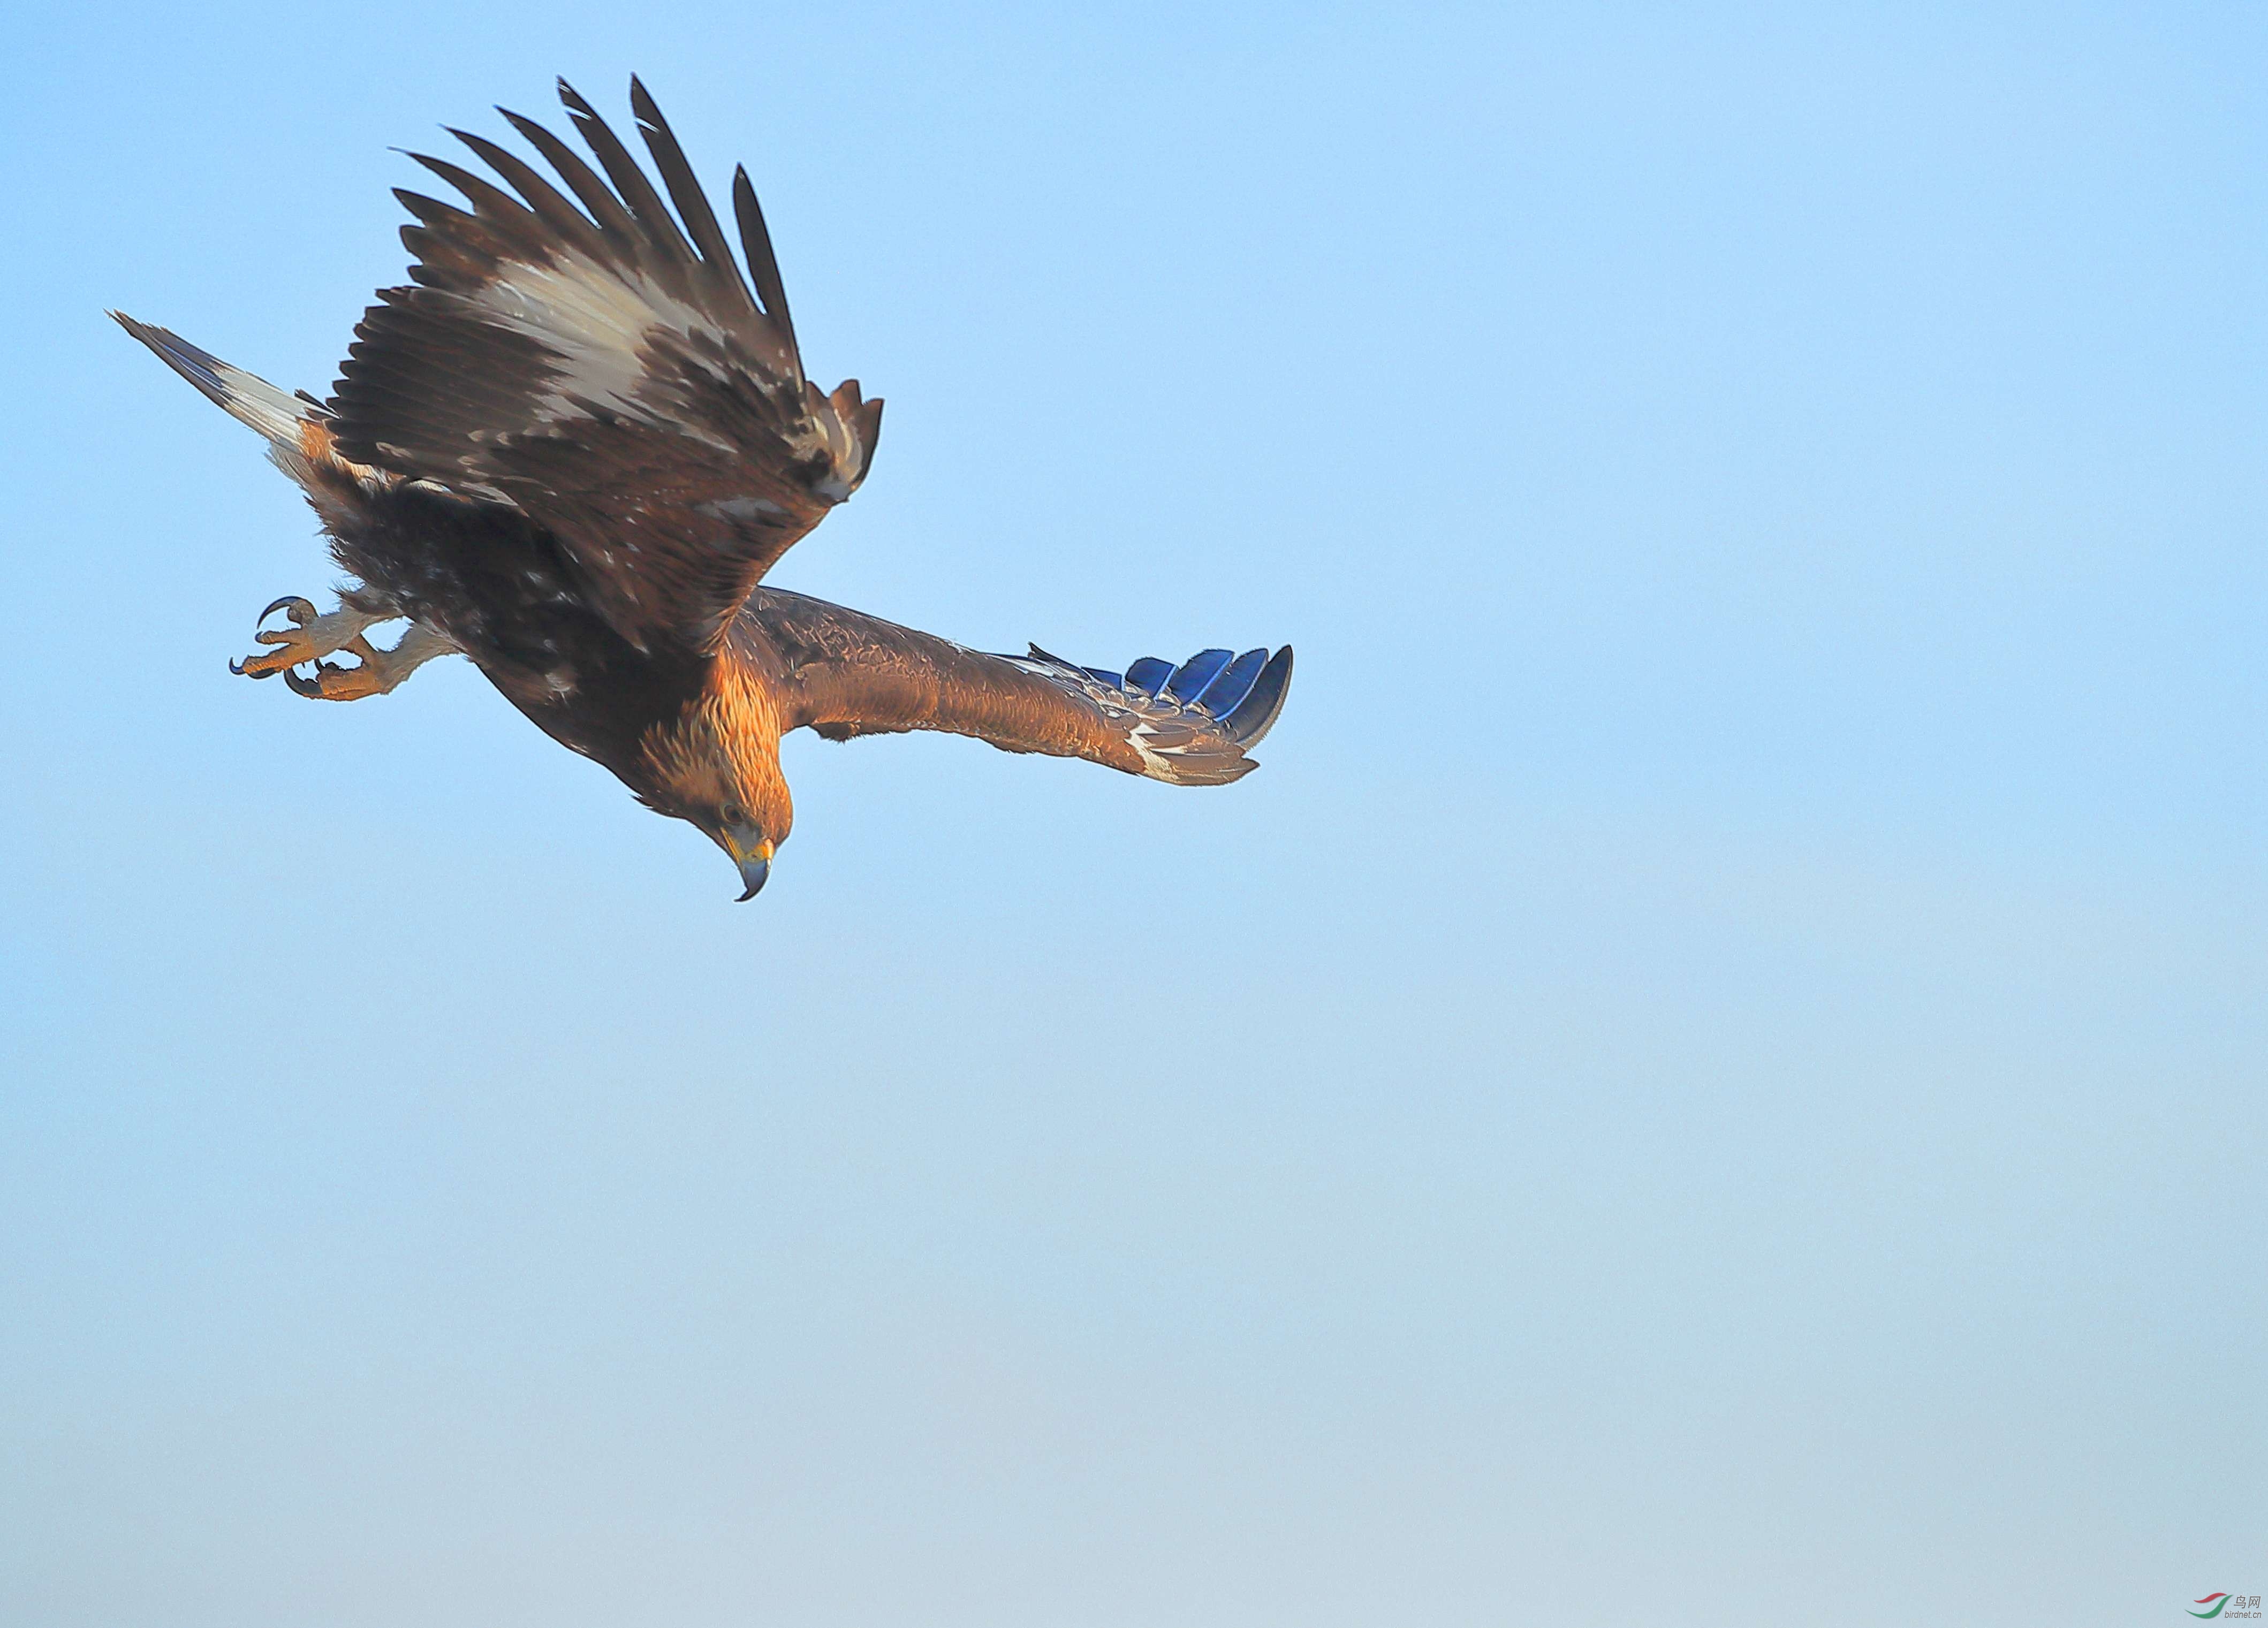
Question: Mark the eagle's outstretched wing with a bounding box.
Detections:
[327,78,881,655]
[745,591,1293,786]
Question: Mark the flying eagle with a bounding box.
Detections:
[117,79,1291,899]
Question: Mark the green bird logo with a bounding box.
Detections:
[2193,1596,2233,1619]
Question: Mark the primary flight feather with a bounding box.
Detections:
[116,78,1292,899]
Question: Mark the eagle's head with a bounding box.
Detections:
[636,664,793,900]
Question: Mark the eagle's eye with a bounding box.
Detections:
[720,803,748,828]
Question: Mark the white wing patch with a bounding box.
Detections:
[465,255,758,455]
[467,256,681,422]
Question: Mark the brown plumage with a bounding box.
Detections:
[114,78,1292,899]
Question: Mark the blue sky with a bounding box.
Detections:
[2,3,2261,1624]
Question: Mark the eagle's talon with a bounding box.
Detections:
[229,592,453,702]
[233,594,375,688]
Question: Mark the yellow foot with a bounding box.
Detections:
[230,596,456,702]
[231,596,378,684]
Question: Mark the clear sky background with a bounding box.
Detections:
[2,3,2261,1624]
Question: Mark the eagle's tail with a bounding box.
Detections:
[111,313,315,448]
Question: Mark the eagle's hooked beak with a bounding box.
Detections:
[724,828,773,901]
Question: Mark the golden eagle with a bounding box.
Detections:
[117,79,1292,899]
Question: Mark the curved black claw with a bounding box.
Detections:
[260,596,316,627]
[284,662,330,699]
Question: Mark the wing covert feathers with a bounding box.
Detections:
[327,77,882,654]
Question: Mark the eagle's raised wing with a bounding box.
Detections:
[327,78,880,655]
[746,591,1292,786]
